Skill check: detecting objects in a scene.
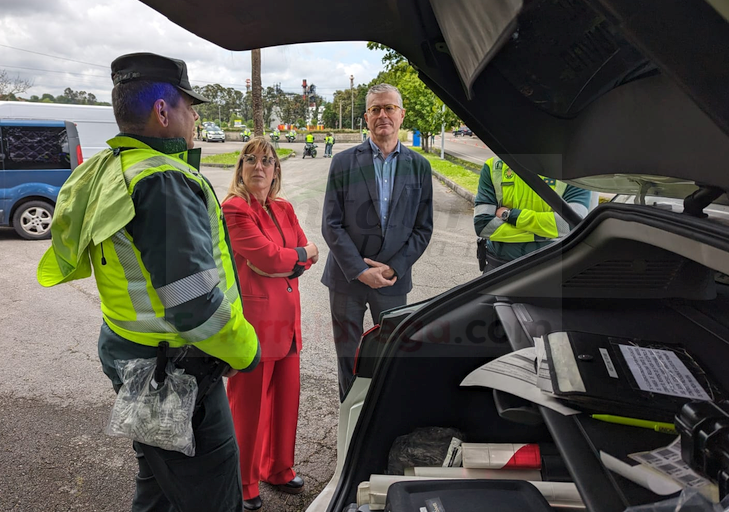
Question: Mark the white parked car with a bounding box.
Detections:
[201,124,225,143]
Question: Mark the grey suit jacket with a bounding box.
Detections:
[321,140,434,295]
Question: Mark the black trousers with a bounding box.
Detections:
[329,288,407,402]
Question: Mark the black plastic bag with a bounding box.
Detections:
[387,427,465,475]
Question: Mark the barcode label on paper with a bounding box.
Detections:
[630,439,714,491]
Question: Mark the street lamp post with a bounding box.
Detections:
[440,103,445,159]
[218,104,221,127]
[350,74,354,130]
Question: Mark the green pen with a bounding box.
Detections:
[590,414,678,434]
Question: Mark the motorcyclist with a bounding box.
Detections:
[287,128,297,142]
[270,127,281,149]
[241,126,251,142]
[303,132,316,159]
[324,132,334,158]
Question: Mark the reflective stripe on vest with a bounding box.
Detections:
[99,151,241,347]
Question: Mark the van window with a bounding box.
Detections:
[2,126,71,170]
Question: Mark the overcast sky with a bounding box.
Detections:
[0,0,388,103]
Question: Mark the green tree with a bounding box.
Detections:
[192,84,245,127]
[271,86,309,126]
[262,86,278,128]
[397,65,458,151]
[52,88,105,105]
[321,100,337,128]
[366,43,407,68]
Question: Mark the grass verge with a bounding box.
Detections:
[201,148,293,166]
[426,148,482,173]
[411,147,479,194]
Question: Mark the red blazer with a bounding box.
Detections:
[222,196,312,361]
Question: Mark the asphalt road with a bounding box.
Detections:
[435,134,496,165]
[0,141,479,511]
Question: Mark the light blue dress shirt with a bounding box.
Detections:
[368,138,400,233]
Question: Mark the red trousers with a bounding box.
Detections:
[227,347,300,500]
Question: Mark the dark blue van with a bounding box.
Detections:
[0,119,81,239]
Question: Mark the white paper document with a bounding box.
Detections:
[600,451,682,496]
[460,347,580,415]
[619,345,710,400]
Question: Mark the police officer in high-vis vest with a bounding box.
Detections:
[474,157,591,271]
[37,53,260,512]
[324,132,334,157]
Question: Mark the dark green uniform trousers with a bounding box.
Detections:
[98,323,243,512]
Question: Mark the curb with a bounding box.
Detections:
[431,169,475,205]
[201,152,295,169]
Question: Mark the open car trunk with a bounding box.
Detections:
[336,202,729,512]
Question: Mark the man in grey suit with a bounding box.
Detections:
[321,83,434,401]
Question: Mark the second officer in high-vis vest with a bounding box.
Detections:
[37,53,260,512]
[474,157,591,271]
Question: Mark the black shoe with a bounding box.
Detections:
[275,475,305,494]
[243,496,262,510]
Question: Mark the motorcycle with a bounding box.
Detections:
[302,143,317,159]
[286,134,296,143]
[241,134,250,142]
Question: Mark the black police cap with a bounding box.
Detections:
[110,52,210,105]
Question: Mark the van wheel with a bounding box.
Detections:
[13,201,54,240]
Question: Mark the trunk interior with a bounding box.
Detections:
[334,204,729,512]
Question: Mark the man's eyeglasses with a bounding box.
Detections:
[366,104,402,116]
[241,154,276,167]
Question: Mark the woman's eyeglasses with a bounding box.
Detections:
[241,154,276,167]
[366,104,402,116]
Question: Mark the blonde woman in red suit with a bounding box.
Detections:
[222,137,318,511]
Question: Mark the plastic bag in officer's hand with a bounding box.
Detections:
[106,358,198,456]
[387,427,465,475]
